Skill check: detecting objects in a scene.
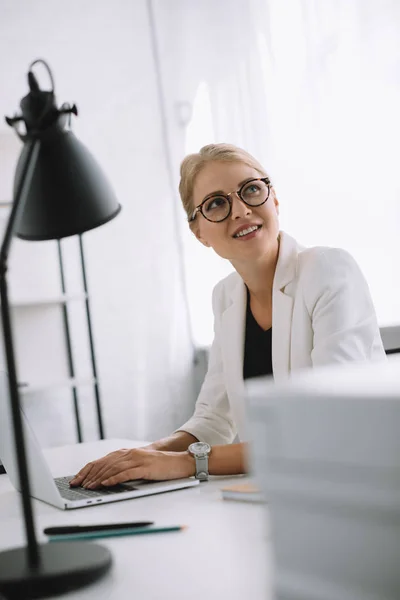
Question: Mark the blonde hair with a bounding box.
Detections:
[179,143,269,223]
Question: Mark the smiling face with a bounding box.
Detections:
[191,161,280,265]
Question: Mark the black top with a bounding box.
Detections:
[243,288,273,380]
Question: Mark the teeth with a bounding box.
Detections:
[234,225,259,238]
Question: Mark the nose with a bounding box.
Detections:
[230,192,252,220]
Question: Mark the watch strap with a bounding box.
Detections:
[194,454,209,481]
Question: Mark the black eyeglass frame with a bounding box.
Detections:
[189,177,272,223]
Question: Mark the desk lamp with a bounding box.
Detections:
[0,59,121,599]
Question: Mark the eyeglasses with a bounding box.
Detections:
[189,177,271,223]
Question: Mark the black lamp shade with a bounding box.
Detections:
[14,128,121,241]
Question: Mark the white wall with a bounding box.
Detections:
[0,0,197,446]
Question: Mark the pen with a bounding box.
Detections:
[47,525,187,542]
[43,521,154,535]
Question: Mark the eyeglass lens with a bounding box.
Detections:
[202,179,269,222]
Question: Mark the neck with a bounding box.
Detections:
[231,235,280,304]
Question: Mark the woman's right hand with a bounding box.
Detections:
[68,446,195,489]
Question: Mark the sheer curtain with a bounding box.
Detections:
[154,0,400,347]
[251,0,400,335]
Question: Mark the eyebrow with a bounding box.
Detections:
[201,177,256,204]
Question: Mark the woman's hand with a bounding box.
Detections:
[69,448,195,489]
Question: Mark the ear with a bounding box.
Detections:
[190,222,211,247]
[194,231,211,247]
[273,191,279,215]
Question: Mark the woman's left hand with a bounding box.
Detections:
[69,448,195,489]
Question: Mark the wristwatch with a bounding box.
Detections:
[188,442,211,481]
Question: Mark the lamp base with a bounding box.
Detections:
[0,541,112,599]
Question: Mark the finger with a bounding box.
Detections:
[82,455,133,487]
[70,449,130,486]
[79,459,116,487]
[85,460,138,488]
[69,462,96,486]
[101,468,144,487]
[83,450,139,487]
[81,452,130,485]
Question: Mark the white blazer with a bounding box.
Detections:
[179,231,386,445]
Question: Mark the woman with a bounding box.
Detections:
[70,144,386,489]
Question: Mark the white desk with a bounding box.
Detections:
[0,439,272,599]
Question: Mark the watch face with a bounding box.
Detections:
[189,442,211,456]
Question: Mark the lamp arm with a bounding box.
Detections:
[0,138,41,567]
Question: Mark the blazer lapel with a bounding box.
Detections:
[271,231,300,382]
[220,279,247,441]
[219,231,301,437]
[272,289,294,381]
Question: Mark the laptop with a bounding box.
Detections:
[0,371,199,509]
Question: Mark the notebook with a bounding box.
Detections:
[221,481,264,503]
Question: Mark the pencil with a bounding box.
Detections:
[47,525,187,542]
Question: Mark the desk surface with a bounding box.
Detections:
[0,439,272,599]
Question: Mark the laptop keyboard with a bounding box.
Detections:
[54,476,134,501]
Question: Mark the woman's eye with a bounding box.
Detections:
[246,185,259,194]
[206,197,226,211]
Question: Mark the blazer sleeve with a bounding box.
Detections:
[176,285,237,446]
[303,248,386,366]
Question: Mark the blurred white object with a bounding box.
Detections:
[246,357,400,600]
